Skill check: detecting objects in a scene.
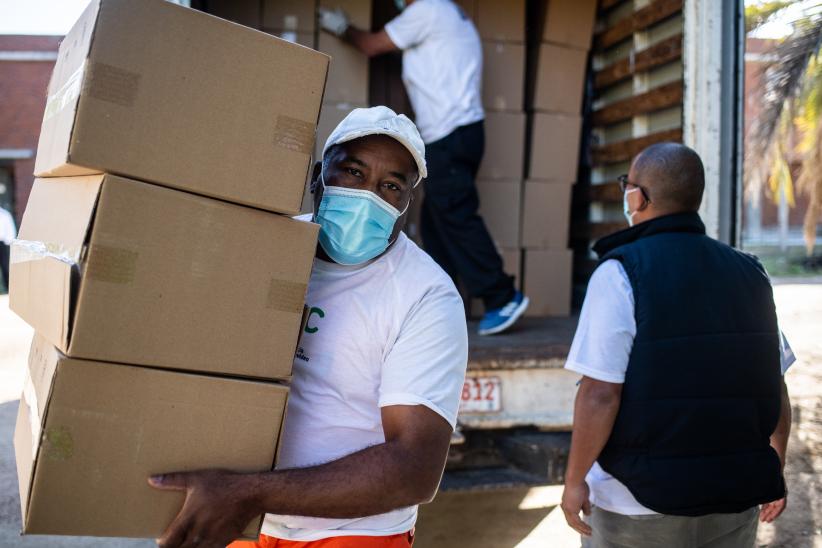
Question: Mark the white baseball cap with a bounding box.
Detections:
[323,106,427,185]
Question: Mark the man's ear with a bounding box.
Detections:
[309,161,322,193]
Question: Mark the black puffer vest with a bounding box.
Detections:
[592,212,785,516]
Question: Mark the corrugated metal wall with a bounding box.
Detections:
[571,0,685,289]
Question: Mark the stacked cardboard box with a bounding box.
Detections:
[463,0,526,317]
[522,0,596,317]
[263,0,317,47]
[9,0,328,539]
[288,0,371,212]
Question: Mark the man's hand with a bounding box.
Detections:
[561,481,593,536]
[148,470,261,548]
[760,496,787,523]
[318,7,349,37]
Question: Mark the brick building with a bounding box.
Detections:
[0,35,60,225]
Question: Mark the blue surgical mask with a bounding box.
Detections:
[394,0,406,11]
[315,174,408,265]
[623,187,639,226]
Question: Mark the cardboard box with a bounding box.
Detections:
[475,0,525,42]
[315,102,369,160]
[319,0,371,28]
[317,0,371,103]
[478,111,526,179]
[468,247,521,317]
[15,334,288,538]
[528,112,581,181]
[523,248,572,317]
[208,0,262,28]
[301,101,368,213]
[266,29,316,48]
[501,248,522,286]
[541,0,597,50]
[522,180,572,248]
[318,33,369,104]
[10,175,318,380]
[263,0,316,32]
[532,43,588,114]
[34,0,329,215]
[482,41,525,111]
[476,179,522,248]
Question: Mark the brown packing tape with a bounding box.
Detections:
[85,244,138,284]
[85,62,141,107]
[266,279,307,314]
[273,115,315,155]
[43,426,74,462]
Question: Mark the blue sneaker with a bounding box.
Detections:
[478,291,529,335]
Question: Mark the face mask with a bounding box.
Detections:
[316,174,408,265]
[394,0,406,11]
[623,187,639,226]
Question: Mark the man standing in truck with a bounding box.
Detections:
[560,143,793,547]
[317,0,529,335]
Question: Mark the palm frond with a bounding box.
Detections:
[747,19,822,171]
[797,117,822,254]
[746,1,793,33]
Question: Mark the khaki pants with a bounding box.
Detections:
[581,506,759,548]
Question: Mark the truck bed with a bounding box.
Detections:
[467,316,578,371]
[443,316,580,491]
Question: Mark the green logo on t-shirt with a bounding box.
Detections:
[304,306,325,333]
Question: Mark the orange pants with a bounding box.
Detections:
[228,531,414,548]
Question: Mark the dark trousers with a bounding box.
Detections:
[421,120,515,310]
[0,243,9,292]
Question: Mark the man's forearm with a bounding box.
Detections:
[770,380,792,469]
[343,26,374,55]
[244,439,442,519]
[565,378,622,486]
[340,26,398,57]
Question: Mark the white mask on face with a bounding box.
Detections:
[623,187,640,226]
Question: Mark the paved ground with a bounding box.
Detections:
[0,281,820,547]
[416,278,822,548]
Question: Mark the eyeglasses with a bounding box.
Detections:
[617,174,651,203]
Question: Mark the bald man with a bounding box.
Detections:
[559,143,795,547]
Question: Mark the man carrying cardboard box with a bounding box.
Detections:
[317,0,529,335]
[149,107,468,548]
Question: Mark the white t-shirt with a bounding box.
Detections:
[565,259,797,516]
[262,224,468,541]
[384,0,484,144]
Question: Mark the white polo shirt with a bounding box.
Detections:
[263,223,468,540]
[384,0,484,144]
[565,259,796,516]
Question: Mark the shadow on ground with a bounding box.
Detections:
[416,489,554,548]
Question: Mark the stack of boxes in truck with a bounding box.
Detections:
[210,0,592,319]
[262,0,317,48]
[309,0,374,211]
[237,0,371,212]
[469,0,527,315]
[522,0,597,316]
[9,0,328,539]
